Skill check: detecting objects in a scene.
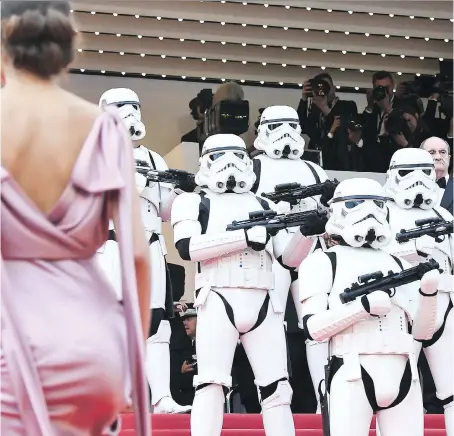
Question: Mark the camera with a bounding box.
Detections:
[348,115,364,132]
[198,100,250,144]
[308,78,331,97]
[372,85,388,102]
[385,109,407,135]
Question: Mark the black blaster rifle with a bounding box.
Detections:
[135,159,196,186]
[226,209,327,236]
[339,258,440,304]
[396,217,453,244]
[261,179,339,206]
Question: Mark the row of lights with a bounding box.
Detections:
[75,68,377,90]
[73,10,453,42]
[78,49,429,78]
[228,1,454,22]
[84,31,450,60]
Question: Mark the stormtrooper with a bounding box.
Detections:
[171,133,300,436]
[97,88,191,414]
[298,177,440,436]
[251,105,332,409]
[383,148,454,434]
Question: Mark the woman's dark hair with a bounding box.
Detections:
[1,1,76,79]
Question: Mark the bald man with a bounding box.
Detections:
[421,136,453,215]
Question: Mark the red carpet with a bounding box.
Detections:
[118,413,446,435]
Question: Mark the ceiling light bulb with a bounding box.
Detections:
[182,76,186,79]
[142,73,146,76]
[345,31,349,35]
[385,35,390,38]
[242,23,247,26]
[77,48,83,52]
[80,68,85,72]
[101,70,105,73]
[140,53,145,57]
[221,21,225,25]
[95,31,100,35]
[342,50,347,54]
[306,7,311,10]
[401,55,405,58]
[201,40,205,43]
[263,25,268,28]
[301,65,306,68]
[416,73,421,77]
[420,56,424,59]
[397,72,402,75]
[70,9,73,13]
[99,50,103,53]
[440,57,444,61]
[451,18,454,22]
[161,55,166,58]
[221,78,225,82]
[389,14,394,17]
[279,82,284,85]
[202,77,206,80]
[340,67,345,71]
[222,59,227,63]
[369,12,373,15]
[157,16,161,20]
[202,58,207,61]
[336,85,340,89]
[262,62,267,65]
[113,13,118,16]
[262,44,267,48]
[120,52,124,55]
[298,83,303,86]
[200,20,204,23]
[360,69,364,73]
[302,47,307,51]
[283,26,288,30]
[241,79,245,83]
[321,66,326,70]
[138,35,142,39]
[381,53,386,57]
[91,11,96,14]
[180,38,185,41]
[410,16,414,19]
[430,17,434,20]
[116,33,121,37]
[221,41,226,45]
[242,1,247,4]
[365,33,370,37]
[285,5,290,9]
[178,18,183,21]
[159,37,164,40]
[322,49,327,53]
[260,81,264,84]
[425,37,430,41]
[135,15,139,18]
[304,28,309,32]
[282,46,287,49]
[122,72,126,75]
[362,52,366,55]
[348,10,353,14]
[405,36,410,39]
[242,61,247,64]
[445,39,449,42]
[181,56,186,60]
[242,43,247,46]
[264,3,268,7]
[282,63,287,67]
[393,89,396,92]
[325,30,329,33]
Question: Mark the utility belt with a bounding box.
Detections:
[330,331,418,382]
[195,267,274,291]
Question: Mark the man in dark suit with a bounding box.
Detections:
[421,137,453,215]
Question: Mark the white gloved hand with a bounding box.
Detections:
[245,226,269,248]
[276,201,291,214]
[415,234,436,258]
[420,269,440,296]
[362,291,393,316]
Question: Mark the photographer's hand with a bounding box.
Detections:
[329,116,341,135]
[348,129,362,145]
[181,360,196,374]
[301,81,312,102]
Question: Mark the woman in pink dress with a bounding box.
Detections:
[1,2,151,435]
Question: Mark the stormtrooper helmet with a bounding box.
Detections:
[254,105,305,159]
[99,88,146,141]
[196,134,256,194]
[326,178,392,249]
[384,148,439,210]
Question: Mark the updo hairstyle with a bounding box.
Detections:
[1,1,76,79]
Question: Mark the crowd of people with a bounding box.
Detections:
[1,2,453,436]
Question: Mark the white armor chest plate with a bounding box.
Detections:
[255,155,322,216]
[133,146,162,233]
[385,202,452,274]
[200,191,273,282]
[328,246,414,328]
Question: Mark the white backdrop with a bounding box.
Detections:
[65,73,371,157]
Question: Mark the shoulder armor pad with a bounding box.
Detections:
[171,193,202,226]
[299,249,334,301]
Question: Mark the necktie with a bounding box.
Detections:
[437,177,447,189]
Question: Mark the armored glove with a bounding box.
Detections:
[299,211,328,237]
[320,179,339,207]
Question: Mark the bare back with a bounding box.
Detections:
[1,85,102,215]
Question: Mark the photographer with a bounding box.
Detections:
[181,89,213,147]
[321,113,366,171]
[297,73,358,156]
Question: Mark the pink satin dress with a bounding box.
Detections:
[1,110,150,436]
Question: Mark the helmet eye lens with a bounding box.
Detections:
[117,103,125,108]
[209,152,225,161]
[398,169,414,177]
[290,123,298,129]
[345,200,364,209]
[234,152,245,159]
[423,169,431,175]
[268,123,282,131]
[374,200,385,208]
